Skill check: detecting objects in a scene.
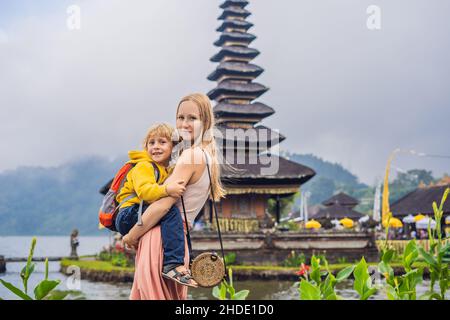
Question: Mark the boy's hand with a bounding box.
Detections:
[166,180,186,197]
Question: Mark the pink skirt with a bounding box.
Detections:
[129,224,189,300]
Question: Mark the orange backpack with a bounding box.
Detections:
[98,162,160,231]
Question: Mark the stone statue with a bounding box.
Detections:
[70,229,79,259]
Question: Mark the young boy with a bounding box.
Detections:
[115,123,195,287]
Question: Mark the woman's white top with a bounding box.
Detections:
[175,149,211,228]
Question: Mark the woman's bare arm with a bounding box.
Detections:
[123,148,204,247]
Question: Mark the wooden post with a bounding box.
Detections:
[276,195,281,224]
[0,255,5,273]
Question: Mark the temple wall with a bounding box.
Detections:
[219,195,267,219]
[190,231,379,264]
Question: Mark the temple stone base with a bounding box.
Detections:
[190,230,379,264]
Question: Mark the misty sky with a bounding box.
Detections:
[0,0,449,185]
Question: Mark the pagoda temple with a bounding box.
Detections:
[206,0,315,224]
[310,192,364,222]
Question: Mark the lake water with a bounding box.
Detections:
[0,236,443,300]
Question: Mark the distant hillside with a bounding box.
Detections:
[0,152,438,235]
[282,152,370,210]
[283,152,439,215]
[0,156,125,236]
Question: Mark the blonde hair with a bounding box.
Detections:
[142,123,177,149]
[177,93,226,201]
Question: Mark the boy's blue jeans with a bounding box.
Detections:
[115,204,189,268]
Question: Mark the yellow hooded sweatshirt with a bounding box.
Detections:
[116,150,170,209]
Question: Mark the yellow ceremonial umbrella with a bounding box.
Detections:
[339,217,354,228]
[389,217,403,228]
[414,214,426,222]
[305,220,322,229]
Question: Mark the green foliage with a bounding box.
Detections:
[282,251,306,267]
[110,253,129,268]
[224,252,237,265]
[97,249,133,268]
[389,169,435,203]
[293,186,449,301]
[353,257,377,300]
[297,255,354,300]
[337,257,348,264]
[287,220,300,231]
[97,250,111,262]
[60,259,134,272]
[418,187,450,300]
[212,268,249,300]
[0,237,84,300]
[377,187,450,300]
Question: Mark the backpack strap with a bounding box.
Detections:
[116,163,137,209]
[150,162,161,183]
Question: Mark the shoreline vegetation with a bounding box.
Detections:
[59,258,430,283]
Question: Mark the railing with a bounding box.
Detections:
[375,238,450,254]
[211,218,260,233]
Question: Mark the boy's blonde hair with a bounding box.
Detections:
[142,123,177,149]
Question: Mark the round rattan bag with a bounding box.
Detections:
[191,252,225,288]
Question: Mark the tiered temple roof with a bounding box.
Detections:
[310,192,363,220]
[313,203,364,220]
[208,0,315,195]
[322,192,359,208]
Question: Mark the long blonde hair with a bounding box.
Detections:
[177,93,226,201]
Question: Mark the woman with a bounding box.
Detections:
[122,93,225,300]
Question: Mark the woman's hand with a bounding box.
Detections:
[122,234,139,250]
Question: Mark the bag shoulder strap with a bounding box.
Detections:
[181,149,228,279]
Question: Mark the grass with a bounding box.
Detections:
[61,258,428,274]
[60,259,134,273]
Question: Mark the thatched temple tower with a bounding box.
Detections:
[206,0,315,224]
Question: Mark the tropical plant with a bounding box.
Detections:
[353,257,377,300]
[379,240,423,300]
[377,187,449,300]
[297,255,354,300]
[0,237,84,300]
[212,268,249,300]
[417,187,449,300]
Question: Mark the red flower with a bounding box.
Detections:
[115,242,124,252]
[295,263,310,276]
